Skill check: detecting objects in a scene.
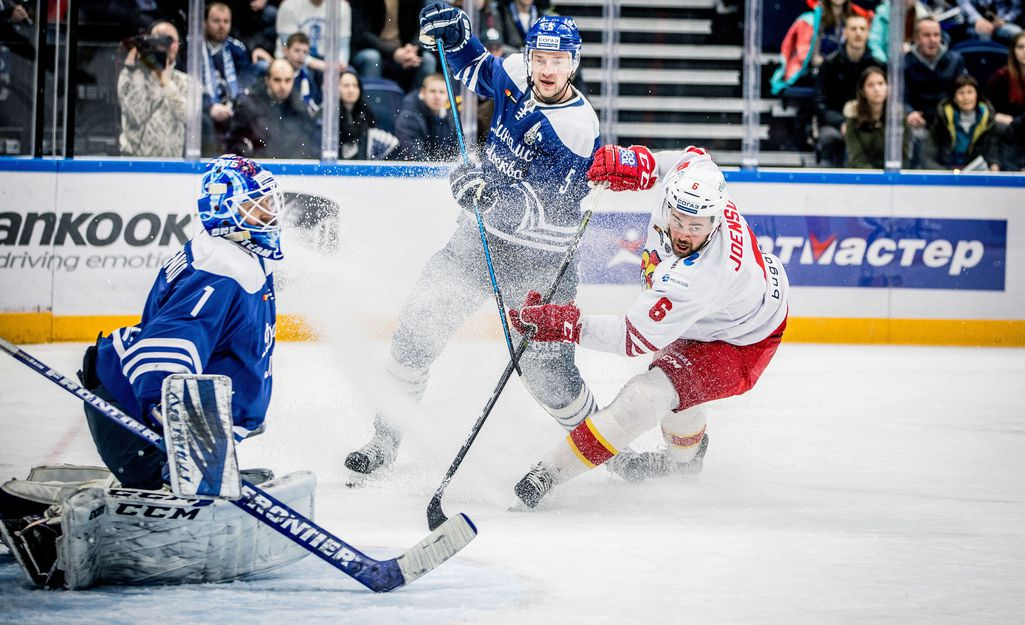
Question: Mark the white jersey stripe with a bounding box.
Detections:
[127,362,193,385]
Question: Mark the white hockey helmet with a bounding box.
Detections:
[660,156,729,227]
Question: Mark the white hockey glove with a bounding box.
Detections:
[419,2,472,52]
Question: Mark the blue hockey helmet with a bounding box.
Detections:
[197,155,287,260]
[524,16,582,79]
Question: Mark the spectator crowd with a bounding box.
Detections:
[771,0,1025,170]
[112,0,562,162]
[12,0,1024,170]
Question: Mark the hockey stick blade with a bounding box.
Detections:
[0,336,477,592]
[394,512,477,588]
[426,196,601,531]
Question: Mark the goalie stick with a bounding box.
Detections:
[0,337,477,592]
[437,39,522,376]
[426,187,603,531]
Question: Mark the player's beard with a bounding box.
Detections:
[671,234,709,257]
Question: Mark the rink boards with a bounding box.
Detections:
[0,160,1022,346]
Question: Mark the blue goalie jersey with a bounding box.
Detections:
[448,37,600,252]
[95,230,277,440]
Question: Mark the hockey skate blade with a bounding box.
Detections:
[394,513,477,586]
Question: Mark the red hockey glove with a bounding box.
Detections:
[587,145,656,191]
[508,291,581,343]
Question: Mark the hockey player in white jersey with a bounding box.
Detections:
[345,6,601,477]
[0,155,315,588]
[508,146,790,507]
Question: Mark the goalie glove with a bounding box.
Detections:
[587,144,656,191]
[449,162,498,212]
[508,291,581,343]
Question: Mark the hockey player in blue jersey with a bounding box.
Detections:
[0,155,318,590]
[81,154,285,490]
[345,6,601,477]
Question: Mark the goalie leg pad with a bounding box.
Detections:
[56,470,317,589]
[2,464,115,508]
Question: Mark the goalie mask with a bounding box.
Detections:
[197,155,287,260]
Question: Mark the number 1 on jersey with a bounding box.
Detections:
[191,286,215,317]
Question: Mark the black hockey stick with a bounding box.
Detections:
[0,337,477,592]
[437,39,522,375]
[426,190,602,531]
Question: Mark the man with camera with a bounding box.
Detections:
[117,21,189,157]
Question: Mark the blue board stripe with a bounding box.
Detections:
[1,157,1023,187]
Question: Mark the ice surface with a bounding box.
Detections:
[1,340,1024,625]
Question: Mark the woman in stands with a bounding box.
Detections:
[770,0,870,95]
[985,32,1025,127]
[844,66,909,168]
[338,69,398,160]
[924,73,1001,170]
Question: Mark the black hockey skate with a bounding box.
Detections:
[344,416,400,477]
[0,515,64,588]
[606,434,709,483]
[514,463,555,509]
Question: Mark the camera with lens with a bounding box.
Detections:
[125,33,173,70]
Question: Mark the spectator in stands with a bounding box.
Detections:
[224,0,277,67]
[923,73,1002,169]
[350,0,437,92]
[276,0,352,73]
[1000,110,1025,168]
[956,0,1023,44]
[904,17,967,166]
[338,69,399,159]
[453,0,502,45]
[394,73,458,161]
[496,0,544,56]
[770,0,861,95]
[338,69,376,159]
[117,21,188,157]
[985,31,1025,126]
[815,14,883,166]
[225,58,321,159]
[202,2,254,156]
[867,0,925,63]
[285,32,323,117]
[845,66,909,167]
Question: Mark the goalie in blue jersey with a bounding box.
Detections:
[82,154,284,491]
[0,156,316,589]
[345,7,602,477]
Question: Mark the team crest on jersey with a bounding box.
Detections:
[515,99,536,121]
[641,249,661,289]
[524,121,543,145]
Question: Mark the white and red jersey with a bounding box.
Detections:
[578,155,789,357]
